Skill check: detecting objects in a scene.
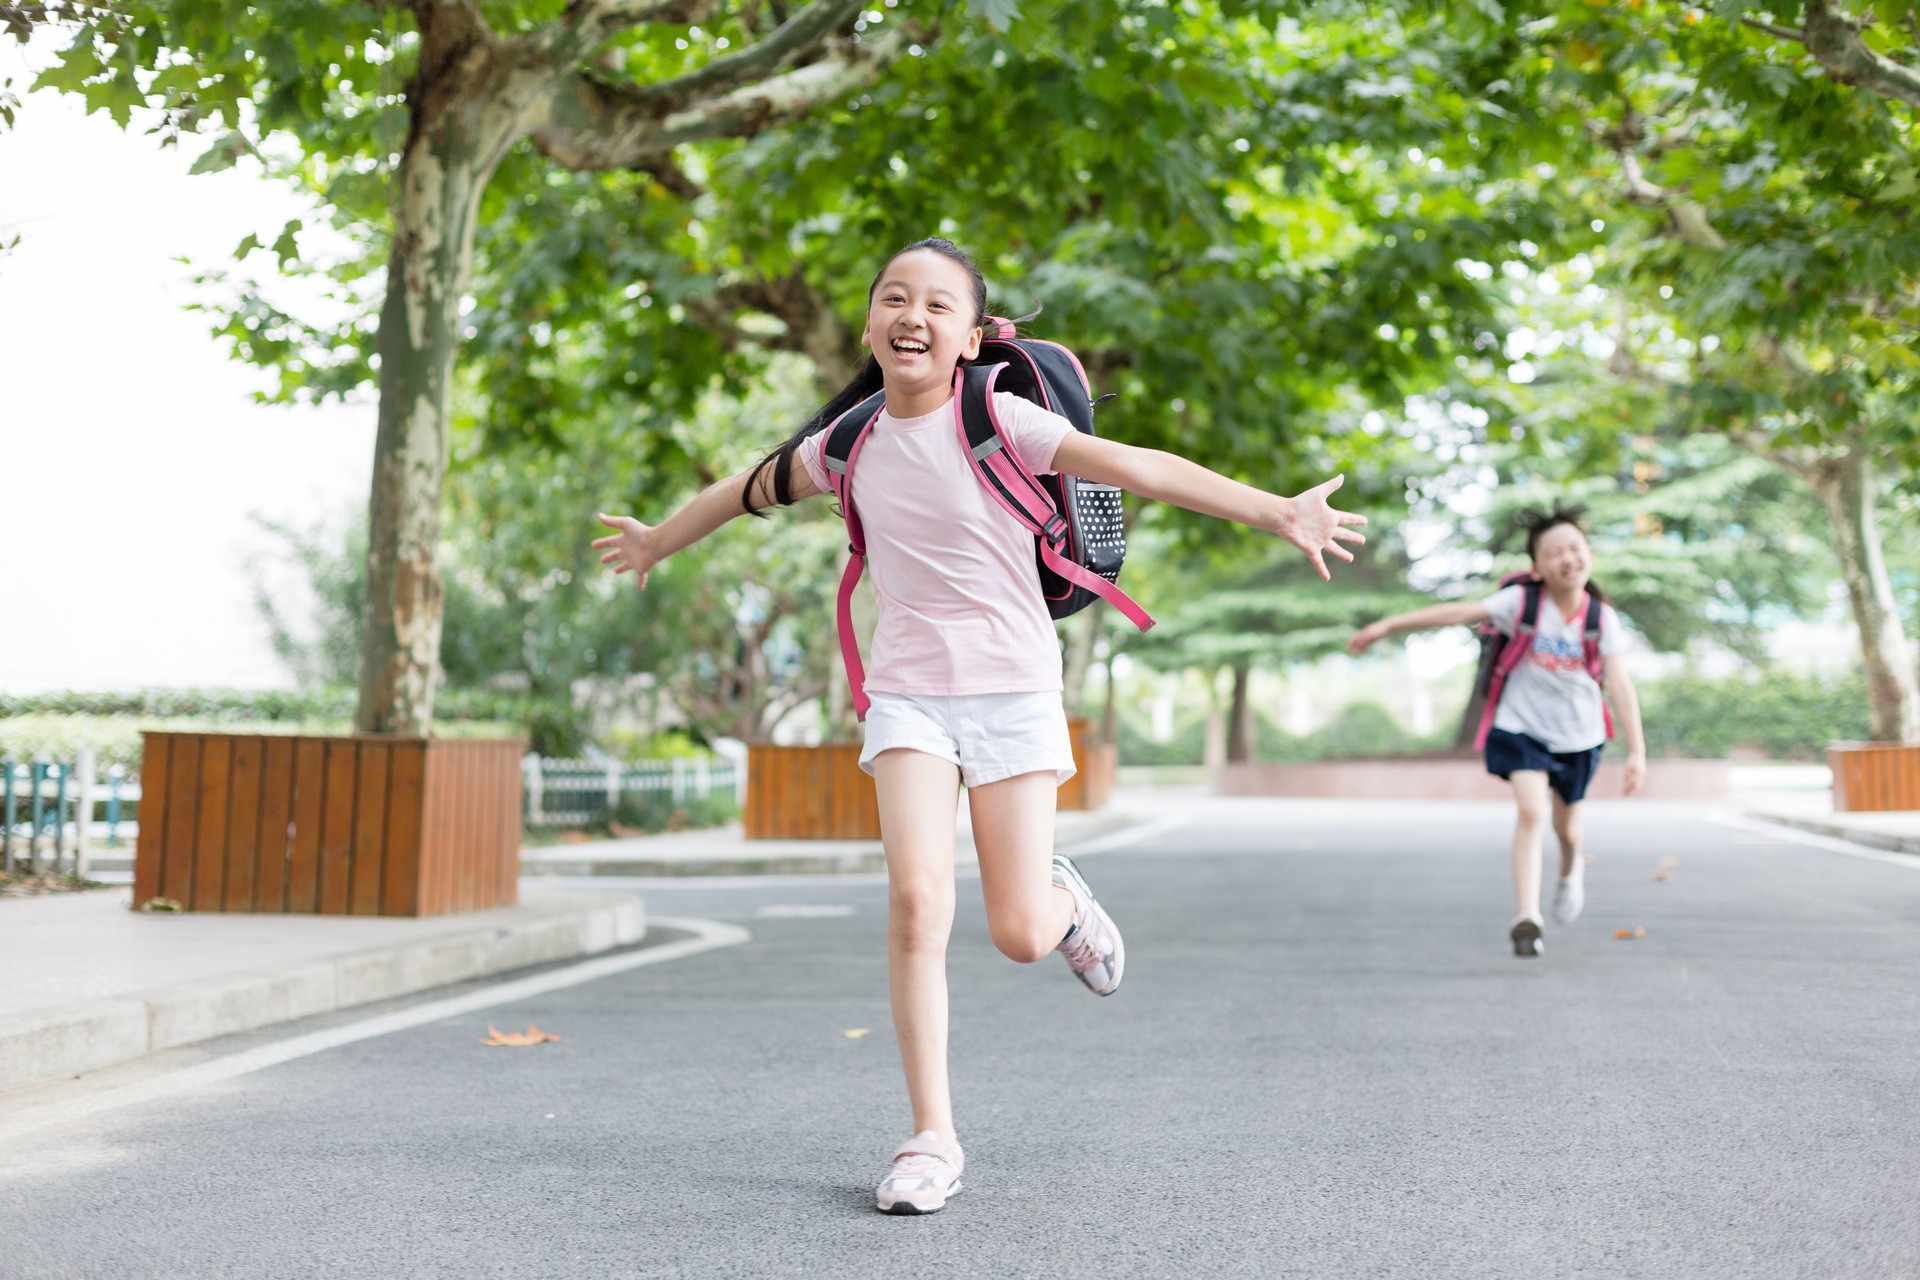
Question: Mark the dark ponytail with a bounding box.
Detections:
[741,238,988,516]
[1515,504,1605,602]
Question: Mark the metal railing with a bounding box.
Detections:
[522,752,744,829]
[1,750,141,879]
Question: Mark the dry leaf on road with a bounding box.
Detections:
[481,1023,565,1046]
[1613,926,1647,940]
[842,1028,870,1039]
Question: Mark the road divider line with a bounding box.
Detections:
[0,916,749,1146]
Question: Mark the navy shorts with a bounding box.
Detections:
[1484,728,1602,804]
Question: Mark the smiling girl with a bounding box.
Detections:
[1349,508,1646,958]
[595,237,1367,1212]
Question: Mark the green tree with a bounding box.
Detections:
[22,0,925,735]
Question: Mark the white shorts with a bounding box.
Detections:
[859,690,1077,788]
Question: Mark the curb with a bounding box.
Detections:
[0,891,646,1094]
[1746,812,1920,857]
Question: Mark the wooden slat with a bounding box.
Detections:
[382,742,425,916]
[256,737,296,912]
[133,735,170,909]
[317,740,358,915]
[500,745,521,905]
[222,737,264,912]
[190,736,231,911]
[350,741,390,916]
[160,735,201,907]
[287,739,327,912]
[420,747,447,916]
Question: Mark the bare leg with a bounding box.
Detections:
[871,749,962,1144]
[1551,793,1583,878]
[1508,770,1551,921]
[967,770,1076,963]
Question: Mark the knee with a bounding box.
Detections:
[988,915,1060,965]
[1554,815,1581,844]
[890,881,954,951]
[1514,802,1548,831]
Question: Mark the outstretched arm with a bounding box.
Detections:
[1348,600,1491,656]
[1050,433,1366,581]
[593,461,823,589]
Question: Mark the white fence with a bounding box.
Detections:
[523,753,745,829]
[1,751,142,879]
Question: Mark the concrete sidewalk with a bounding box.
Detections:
[1731,766,1920,856]
[0,888,648,1095]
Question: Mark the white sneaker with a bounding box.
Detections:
[1052,854,1124,996]
[1553,869,1586,925]
[875,1131,964,1215]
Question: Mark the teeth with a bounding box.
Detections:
[892,339,927,353]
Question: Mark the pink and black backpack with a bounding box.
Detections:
[818,318,1154,719]
[1471,571,1612,748]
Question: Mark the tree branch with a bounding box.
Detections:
[1752,0,1920,111]
[531,21,918,170]
[1596,107,1728,251]
[1738,14,1805,42]
[629,0,865,108]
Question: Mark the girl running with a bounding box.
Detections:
[1348,507,1646,958]
[594,238,1367,1214]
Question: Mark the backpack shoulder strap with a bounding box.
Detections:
[1474,581,1543,750]
[818,391,885,722]
[957,363,1063,541]
[1582,594,1605,677]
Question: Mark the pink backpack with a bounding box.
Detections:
[1472,573,1612,749]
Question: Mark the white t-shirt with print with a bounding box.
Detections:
[1482,583,1628,753]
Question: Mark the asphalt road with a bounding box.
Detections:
[3,796,1916,1279]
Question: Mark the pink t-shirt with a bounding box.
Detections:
[798,391,1075,696]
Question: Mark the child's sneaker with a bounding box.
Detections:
[1510,915,1544,958]
[1052,854,1124,996]
[1552,866,1586,925]
[875,1131,964,1215]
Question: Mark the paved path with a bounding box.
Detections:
[2,797,1916,1279]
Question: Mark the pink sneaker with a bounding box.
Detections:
[1053,854,1124,996]
[875,1131,964,1215]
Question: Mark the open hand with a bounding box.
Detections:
[1348,620,1389,657]
[1280,475,1368,581]
[1623,754,1647,797]
[592,512,659,589]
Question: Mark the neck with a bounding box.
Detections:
[1547,581,1587,615]
[883,374,957,420]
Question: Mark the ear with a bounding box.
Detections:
[961,325,983,362]
[859,310,873,347]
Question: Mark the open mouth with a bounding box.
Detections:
[890,337,929,358]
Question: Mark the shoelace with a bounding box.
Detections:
[1059,913,1103,972]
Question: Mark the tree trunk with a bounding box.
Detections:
[1226,663,1255,764]
[1804,447,1920,742]
[355,37,527,735]
[1062,608,1104,722]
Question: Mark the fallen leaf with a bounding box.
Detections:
[1655,856,1680,869]
[1652,870,1672,882]
[842,1028,870,1039]
[481,1023,565,1047]
[1613,926,1647,940]
[136,896,184,913]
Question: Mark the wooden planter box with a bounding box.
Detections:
[744,742,881,840]
[133,732,524,916]
[1828,742,1920,812]
[1059,717,1116,811]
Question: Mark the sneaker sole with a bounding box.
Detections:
[1053,855,1124,996]
[877,1181,962,1215]
[1510,921,1544,958]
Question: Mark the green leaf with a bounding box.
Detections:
[188,134,245,175]
[966,0,1022,31]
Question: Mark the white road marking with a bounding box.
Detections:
[1707,811,1920,872]
[1057,813,1190,856]
[0,916,749,1146]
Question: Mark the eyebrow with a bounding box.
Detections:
[878,279,959,301]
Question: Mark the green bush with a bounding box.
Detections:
[1634,668,1871,759]
[600,789,737,835]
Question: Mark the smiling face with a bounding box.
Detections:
[1529,520,1593,595]
[861,248,983,400]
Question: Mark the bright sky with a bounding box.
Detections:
[0,53,374,693]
